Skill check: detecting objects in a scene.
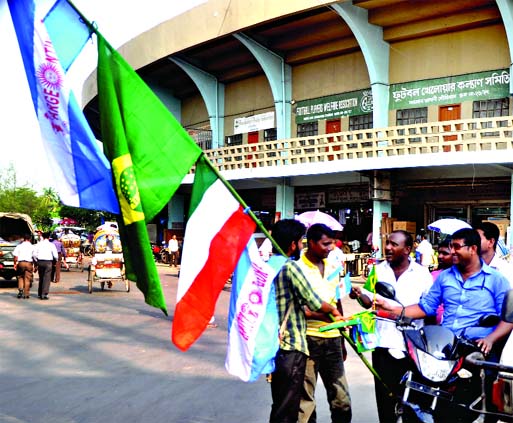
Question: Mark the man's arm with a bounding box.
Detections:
[374,299,427,319]
[305,303,343,322]
[476,321,513,355]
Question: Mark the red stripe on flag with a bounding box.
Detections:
[172,206,256,351]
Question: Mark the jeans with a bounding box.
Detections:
[299,336,352,423]
[270,349,307,423]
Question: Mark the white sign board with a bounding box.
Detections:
[234,112,275,134]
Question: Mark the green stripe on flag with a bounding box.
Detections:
[189,156,218,218]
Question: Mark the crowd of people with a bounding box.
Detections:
[262,218,513,423]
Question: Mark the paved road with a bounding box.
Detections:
[0,263,378,423]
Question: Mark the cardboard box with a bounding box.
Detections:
[393,221,417,234]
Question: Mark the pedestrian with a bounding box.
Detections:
[476,221,513,287]
[13,233,34,299]
[416,233,435,268]
[169,235,179,267]
[50,233,66,283]
[377,228,512,422]
[351,230,432,423]
[269,219,343,423]
[33,231,58,300]
[297,224,352,423]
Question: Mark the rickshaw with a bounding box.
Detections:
[60,231,83,270]
[87,228,130,293]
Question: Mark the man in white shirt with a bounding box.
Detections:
[13,234,34,299]
[352,230,432,423]
[33,231,58,300]
[416,234,434,268]
[476,221,513,288]
[168,235,180,267]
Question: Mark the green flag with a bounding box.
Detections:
[96,33,202,314]
[363,264,377,293]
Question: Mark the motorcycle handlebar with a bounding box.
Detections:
[465,351,513,374]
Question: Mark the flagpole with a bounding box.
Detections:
[201,154,287,257]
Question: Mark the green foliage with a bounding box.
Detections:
[59,204,117,231]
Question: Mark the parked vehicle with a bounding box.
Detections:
[0,212,34,281]
[363,246,380,277]
[375,281,513,423]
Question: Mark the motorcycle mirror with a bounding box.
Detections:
[375,281,397,301]
[501,290,513,323]
[478,314,501,327]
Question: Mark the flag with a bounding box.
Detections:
[336,272,352,301]
[96,33,202,314]
[8,0,119,214]
[225,237,281,382]
[44,0,91,71]
[363,264,377,293]
[172,155,256,351]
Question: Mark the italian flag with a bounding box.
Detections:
[172,156,256,351]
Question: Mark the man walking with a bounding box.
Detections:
[33,231,58,300]
[298,224,352,423]
[50,233,66,283]
[269,219,343,423]
[168,235,179,267]
[352,230,432,423]
[13,234,34,299]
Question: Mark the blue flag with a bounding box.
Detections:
[8,0,119,214]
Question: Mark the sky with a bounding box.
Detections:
[0,0,205,192]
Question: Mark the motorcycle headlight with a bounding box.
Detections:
[416,349,458,382]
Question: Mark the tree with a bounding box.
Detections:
[59,204,117,230]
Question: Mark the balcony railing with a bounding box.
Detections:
[203,116,513,172]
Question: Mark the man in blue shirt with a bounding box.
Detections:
[378,228,511,353]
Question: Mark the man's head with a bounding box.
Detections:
[450,228,481,269]
[475,222,500,255]
[42,231,51,239]
[384,230,413,267]
[437,237,452,270]
[271,219,306,260]
[22,233,31,242]
[305,223,334,262]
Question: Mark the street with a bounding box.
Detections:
[0,263,377,423]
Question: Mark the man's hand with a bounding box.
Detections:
[331,307,344,321]
[476,336,494,355]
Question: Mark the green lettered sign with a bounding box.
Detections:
[295,89,373,124]
[389,69,510,110]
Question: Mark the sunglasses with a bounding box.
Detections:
[450,243,469,251]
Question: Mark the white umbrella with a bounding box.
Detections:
[427,218,471,235]
[295,210,343,231]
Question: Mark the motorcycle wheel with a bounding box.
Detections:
[160,251,170,264]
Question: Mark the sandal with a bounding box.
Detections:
[207,323,218,329]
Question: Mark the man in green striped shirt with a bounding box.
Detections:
[269,219,343,423]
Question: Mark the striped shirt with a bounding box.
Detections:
[274,260,323,355]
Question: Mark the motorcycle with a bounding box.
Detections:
[364,246,380,278]
[374,282,513,423]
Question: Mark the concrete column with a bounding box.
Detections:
[497,0,513,95]
[169,57,225,148]
[276,180,295,220]
[234,33,292,139]
[168,194,185,230]
[372,200,392,258]
[331,1,390,128]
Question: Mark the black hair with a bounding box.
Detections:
[306,223,334,243]
[452,228,481,256]
[271,219,306,254]
[475,221,500,250]
[438,237,451,249]
[391,230,414,248]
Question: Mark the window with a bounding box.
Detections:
[225,134,243,146]
[349,114,373,131]
[264,128,277,141]
[473,98,509,118]
[187,128,212,150]
[297,122,318,138]
[396,107,428,126]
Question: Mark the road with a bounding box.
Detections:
[0,262,378,423]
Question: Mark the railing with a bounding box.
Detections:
[203,116,513,172]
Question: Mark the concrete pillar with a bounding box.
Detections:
[169,57,225,148]
[497,0,513,95]
[168,194,185,230]
[331,1,390,128]
[276,180,295,220]
[234,33,292,139]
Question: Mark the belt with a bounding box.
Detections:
[19,260,33,263]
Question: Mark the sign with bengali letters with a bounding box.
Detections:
[389,69,510,110]
[295,89,373,123]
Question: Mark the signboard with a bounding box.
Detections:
[295,192,326,210]
[295,89,373,123]
[327,186,370,203]
[234,111,275,134]
[390,69,510,110]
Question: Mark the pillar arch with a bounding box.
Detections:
[233,33,292,139]
[331,1,390,128]
[497,0,513,95]
[169,57,225,148]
